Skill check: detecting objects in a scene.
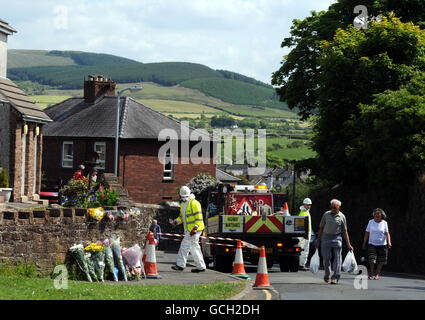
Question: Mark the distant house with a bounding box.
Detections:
[216,168,241,184]
[0,18,52,202]
[217,164,249,178]
[250,167,292,189]
[42,76,216,204]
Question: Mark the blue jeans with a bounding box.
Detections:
[321,234,342,280]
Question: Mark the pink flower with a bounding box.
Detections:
[101,193,105,199]
[99,186,103,193]
[109,187,113,191]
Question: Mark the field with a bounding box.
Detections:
[29,82,291,119]
[29,95,72,109]
[138,99,221,114]
[25,81,315,162]
[219,135,316,163]
[213,104,298,118]
[266,137,316,160]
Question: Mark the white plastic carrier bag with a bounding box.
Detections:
[342,250,358,273]
[310,248,320,274]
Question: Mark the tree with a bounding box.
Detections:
[266,153,285,168]
[210,114,236,128]
[353,73,425,198]
[272,0,425,120]
[312,15,425,185]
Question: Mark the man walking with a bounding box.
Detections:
[315,199,353,284]
[171,186,207,273]
[298,198,312,271]
[150,219,162,249]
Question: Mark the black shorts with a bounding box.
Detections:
[367,244,388,265]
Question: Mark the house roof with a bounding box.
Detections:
[43,95,209,140]
[216,168,241,183]
[0,77,51,123]
[0,18,17,35]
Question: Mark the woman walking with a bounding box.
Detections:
[362,208,392,280]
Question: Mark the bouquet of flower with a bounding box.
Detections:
[111,237,127,281]
[106,211,115,221]
[129,207,141,216]
[85,252,98,282]
[106,209,130,221]
[85,242,105,282]
[69,243,92,282]
[122,244,143,279]
[102,239,118,281]
[88,207,105,221]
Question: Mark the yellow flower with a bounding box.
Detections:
[84,243,104,252]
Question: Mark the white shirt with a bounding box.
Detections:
[366,219,389,246]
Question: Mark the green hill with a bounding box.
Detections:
[7,50,77,68]
[7,49,286,110]
[180,77,285,108]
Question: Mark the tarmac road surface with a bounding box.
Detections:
[244,264,425,300]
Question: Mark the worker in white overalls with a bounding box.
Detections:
[171,186,207,273]
[298,198,312,271]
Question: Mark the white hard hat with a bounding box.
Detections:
[303,198,312,205]
[179,186,191,197]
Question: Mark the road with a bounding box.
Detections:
[242,264,425,300]
[161,252,425,300]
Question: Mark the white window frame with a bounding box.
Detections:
[94,142,106,170]
[62,141,73,168]
[163,151,174,180]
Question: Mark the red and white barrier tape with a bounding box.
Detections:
[159,233,260,249]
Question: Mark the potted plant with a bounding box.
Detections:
[0,168,12,202]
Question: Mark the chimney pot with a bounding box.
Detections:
[84,75,116,103]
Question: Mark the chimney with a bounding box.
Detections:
[0,18,17,78]
[84,74,116,103]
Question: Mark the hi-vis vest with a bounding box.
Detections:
[298,207,311,236]
[177,199,205,232]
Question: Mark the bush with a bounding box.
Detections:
[0,168,9,188]
[59,179,118,208]
[186,173,218,208]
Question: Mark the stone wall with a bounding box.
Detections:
[0,205,156,270]
[147,204,182,252]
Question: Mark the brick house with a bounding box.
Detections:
[42,76,216,204]
[0,18,52,202]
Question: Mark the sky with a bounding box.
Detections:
[2,0,336,84]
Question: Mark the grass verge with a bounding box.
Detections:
[0,276,246,300]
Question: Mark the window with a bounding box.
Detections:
[94,142,106,170]
[163,151,174,180]
[62,141,73,168]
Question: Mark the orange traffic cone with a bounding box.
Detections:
[253,246,271,289]
[231,240,251,280]
[142,231,162,279]
[283,202,290,216]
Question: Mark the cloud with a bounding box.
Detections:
[3,0,336,83]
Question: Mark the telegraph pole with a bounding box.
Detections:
[292,167,296,213]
